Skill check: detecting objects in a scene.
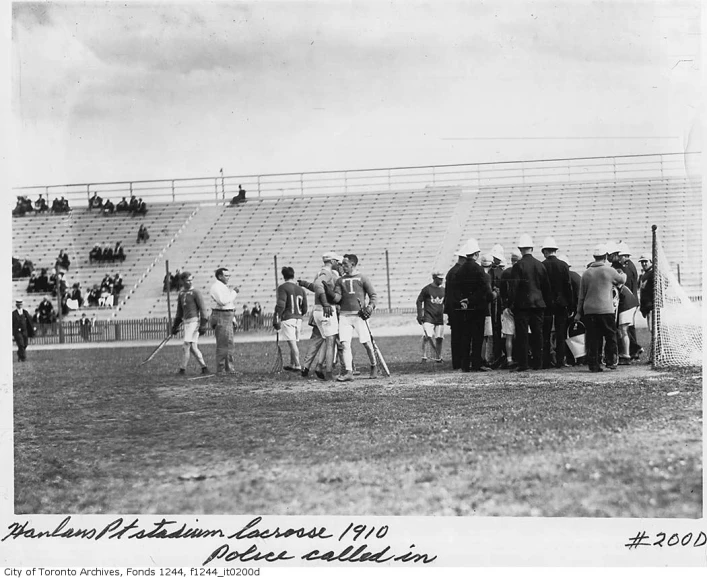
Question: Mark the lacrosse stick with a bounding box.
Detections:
[271,331,284,373]
[140,334,174,365]
[357,298,391,377]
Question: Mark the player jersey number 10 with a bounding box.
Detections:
[289,294,304,315]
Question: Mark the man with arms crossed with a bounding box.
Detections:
[209,267,239,374]
[334,254,378,381]
[172,271,209,375]
[274,266,308,371]
[416,272,445,362]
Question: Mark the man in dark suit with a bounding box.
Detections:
[452,238,493,372]
[12,299,36,362]
[541,237,574,368]
[509,234,551,371]
[444,245,468,370]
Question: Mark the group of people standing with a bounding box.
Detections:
[418,235,655,374]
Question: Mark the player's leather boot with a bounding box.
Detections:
[201,366,209,374]
[336,371,354,382]
[369,365,379,379]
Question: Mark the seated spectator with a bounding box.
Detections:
[57,249,70,271]
[87,285,101,307]
[230,184,247,205]
[60,197,71,213]
[12,257,22,278]
[102,199,115,214]
[113,273,124,296]
[51,271,67,298]
[19,259,34,278]
[137,224,150,243]
[26,272,38,293]
[102,243,114,262]
[89,192,103,210]
[70,283,84,308]
[134,198,148,215]
[12,196,30,217]
[128,195,139,213]
[36,268,50,293]
[116,197,129,212]
[51,197,62,213]
[89,244,102,263]
[34,194,49,213]
[38,296,54,324]
[114,241,126,262]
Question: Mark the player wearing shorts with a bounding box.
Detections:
[274,266,308,371]
[416,272,445,362]
[172,271,209,375]
[333,254,378,381]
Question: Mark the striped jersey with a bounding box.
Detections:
[275,281,308,320]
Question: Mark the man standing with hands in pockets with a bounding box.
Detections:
[209,267,240,374]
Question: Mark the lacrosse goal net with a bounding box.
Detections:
[652,226,703,368]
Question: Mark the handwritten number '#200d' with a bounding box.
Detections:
[338,524,389,542]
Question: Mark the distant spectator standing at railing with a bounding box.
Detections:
[251,302,262,327]
[89,192,103,210]
[209,267,240,374]
[80,313,92,341]
[116,197,129,212]
[12,299,36,362]
[137,224,150,243]
[172,272,209,376]
[241,304,250,331]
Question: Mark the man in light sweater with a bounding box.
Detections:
[576,245,626,372]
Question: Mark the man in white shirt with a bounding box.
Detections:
[209,267,239,374]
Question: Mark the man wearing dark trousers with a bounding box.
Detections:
[541,237,574,368]
[12,299,35,362]
[453,238,493,372]
[509,234,551,371]
[444,245,468,370]
[576,244,626,372]
[617,242,641,359]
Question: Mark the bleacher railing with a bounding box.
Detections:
[13,152,700,208]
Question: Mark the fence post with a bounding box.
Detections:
[214,178,218,203]
[171,180,175,202]
[300,174,304,196]
[273,254,279,291]
[651,224,657,368]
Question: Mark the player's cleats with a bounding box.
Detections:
[315,368,326,380]
[201,366,209,374]
[178,368,186,375]
[301,367,309,377]
[435,357,443,363]
[369,365,379,379]
[336,371,354,382]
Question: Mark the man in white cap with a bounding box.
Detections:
[298,252,342,380]
[12,299,36,362]
[452,238,493,372]
[416,271,446,362]
[444,244,468,370]
[540,236,573,368]
[576,244,626,372]
[508,234,551,371]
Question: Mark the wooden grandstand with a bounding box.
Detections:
[12,156,702,323]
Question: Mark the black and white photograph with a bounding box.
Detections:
[3,0,704,570]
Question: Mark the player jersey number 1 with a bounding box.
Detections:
[289,294,304,315]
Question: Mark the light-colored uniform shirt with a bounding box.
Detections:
[210,280,238,310]
[311,267,339,309]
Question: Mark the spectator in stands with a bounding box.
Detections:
[116,197,129,212]
[102,243,114,262]
[13,196,32,217]
[51,271,67,298]
[26,272,38,293]
[103,198,115,214]
[60,197,71,213]
[36,268,50,293]
[241,304,251,331]
[250,302,262,325]
[34,194,48,213]
[113,273,124,297]
[87,285,101,307]
[136,198,148,215]
[70,283,84,308]
[89,244,102,263]
[128,195,139,213]
[230,185,247,205]
[99,274,114,307]
[38,296,54,325]
[540,237,573,369]
[137,224,150,243]
[20,259,34,278]
[576,244,626,372]
[12,257,22,278]
[80,313,92,341]
[50,197,62,214]
[89,192,103,210]
[57,249,70,271]
[114,241,126,262]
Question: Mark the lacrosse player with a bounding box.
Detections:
[274,266,308,371]
[333,254,378,381]
[416,272,446,362]
[172,272,209,375]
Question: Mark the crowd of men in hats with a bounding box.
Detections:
[89,192,148,216]
[12,195,71,216]
[435,235,654,373]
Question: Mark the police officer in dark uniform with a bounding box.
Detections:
[541,237,574,368]
[444,244,468,370]
[452,238,493,372]
[12,299,36,362]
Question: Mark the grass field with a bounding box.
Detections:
[13,332,702,517]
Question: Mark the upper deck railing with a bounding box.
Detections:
[12,152,701,207]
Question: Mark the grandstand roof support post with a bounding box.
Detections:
[385,249,392,310]
[171,180,175,203]
[214,178,218,203]
[257,176,261,198]
[300,174,304,196]
[273,254,278,291]
[651,224,657,368]
[165,260,172,327]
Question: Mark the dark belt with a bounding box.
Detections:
[212,309,234,312]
